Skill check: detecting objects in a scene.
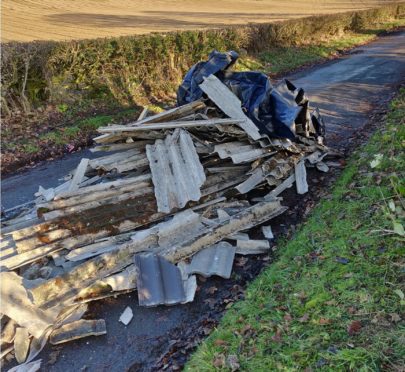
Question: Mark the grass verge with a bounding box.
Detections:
[186,89,405,371]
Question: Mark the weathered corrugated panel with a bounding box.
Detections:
[146,129,206,213]
[214,142,275,164]
[134,253,186,307]
[188,241,236,279]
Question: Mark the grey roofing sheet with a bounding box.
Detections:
[188,241,236,279]
[146,129,206,213]
[134,253,186,307]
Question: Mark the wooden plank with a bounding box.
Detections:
[93,100,206,143]
[68,158,89,192]
[50,319,106,345]
[90,141,152,153]
[294,160,308,194]
[138,107,148,121]
[97,118,243,133]
[128,100,205,126]
[200,75,261,141]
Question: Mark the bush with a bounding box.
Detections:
[1,4,402,117]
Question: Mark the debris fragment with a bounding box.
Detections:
[236,240,270,255]
[189,242,236,279]
[50,319,106,345]
[14,327,30,364]
[134,253,186,307]
[261,225,274,239]
[146,129,206,213]
[295,161,308,194]
[119,307,133,326]
[7,359,42,372]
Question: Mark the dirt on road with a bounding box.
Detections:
[1,0,400,42]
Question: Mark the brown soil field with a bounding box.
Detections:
[1,0,401,42]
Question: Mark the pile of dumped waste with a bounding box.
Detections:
[1,51,337,370]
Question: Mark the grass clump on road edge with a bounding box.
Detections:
[186,89,405,371]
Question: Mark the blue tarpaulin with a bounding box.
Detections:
[177,50,325,140]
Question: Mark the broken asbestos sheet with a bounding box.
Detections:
[146,129,206,213]
[1,49,336,368]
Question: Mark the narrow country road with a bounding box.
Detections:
[2,31,404,371]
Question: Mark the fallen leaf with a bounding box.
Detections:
[390,313,401,323]
[393,222,405,237]
[319,318,332,325]
[348,320,362,335]
[347,307,356,314]
[227,354,240,371]
[298,313,309,323]
[206,286,218,295]
[271,329,282,342]
[213,353,226,368]
[214,339,229,347]
[370,154,383,168]
[240,324,252,335]
[235,257,249,267]
[394,289,404,300]
[283,313,292,322]
[388,200,396,212]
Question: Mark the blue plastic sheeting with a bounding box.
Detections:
[177,50,325,140]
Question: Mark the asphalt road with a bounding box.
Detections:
[2,31,404,371]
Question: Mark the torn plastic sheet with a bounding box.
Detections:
[177,50,325,140]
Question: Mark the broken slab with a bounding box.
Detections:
[119,306,133,326]
[8,359,42,372]
[159,200,287,263]
[295,160,308,194]
[236,240,270,255]
[200,75,261,140]
[146,129,206,213]
[261,225,274,239]
[68,158,89,192]
[188,242,236,279]
[49,319,106,345]
[264,173,295,200]
[134,253,186,307]
[14,327,30,364]
[0,272,55,339]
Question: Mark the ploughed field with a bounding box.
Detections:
[1,0,399,42]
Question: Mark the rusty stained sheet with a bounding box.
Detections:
[188,241,236,279]
[134,253,187,307]
[146,128,206,213]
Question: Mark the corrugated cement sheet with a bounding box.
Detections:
[146,129,206,213]
[188,241,236,279]
[134,253,186,307]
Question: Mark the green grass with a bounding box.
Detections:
[186,89,405,371]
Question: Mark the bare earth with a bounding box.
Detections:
[1,0,400,42]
